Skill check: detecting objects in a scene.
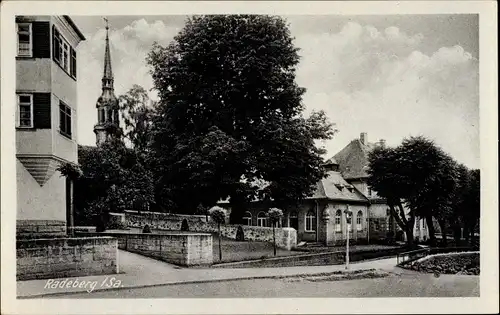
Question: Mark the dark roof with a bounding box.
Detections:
[308,170,368,202]
[63,16,86,41]
[332,139,377,180]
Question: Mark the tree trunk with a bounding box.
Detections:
[218,224,222,261]
[426,215,436,247]
[437,218,447,247]
[464,225,470,244]
[405,227,415,249]
[452,224,461,246]
[273,223,276,257]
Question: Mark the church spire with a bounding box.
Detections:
[94,17,120,146]
[103,17,113,83]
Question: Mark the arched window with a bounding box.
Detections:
[257,212,267,227]
[107,109,113,122]
[98,108,105,123]
[305,210,316,232]
[335,210,342,232]
[243,211,252,226]
[356,211,363,231]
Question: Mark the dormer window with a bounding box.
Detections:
[335,184,344,191]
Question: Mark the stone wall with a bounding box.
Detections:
[17,220,66,239]
[124,210,297,250]
[17,236,118,281]
[79,231,213,266]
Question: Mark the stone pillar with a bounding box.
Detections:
[322,207,334,246]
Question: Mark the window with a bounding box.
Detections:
[305,210,316,232]
[257,212,267,227]
[61,42,69,72]
[59,102,72,138]
[416,219,420,229]
[374,220,380,231]
[17,94,33,128]
[108,109,113,123]
[98,108,105,123]
[335,210,342,232]
[243,211,252,226]
[70,48,77,77]
[17,23,32,57]
[422,219,426,229]
[356,211,363,231]
[368,188,372,196]
[53,26,76,78]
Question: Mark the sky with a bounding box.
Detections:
[71,14,479,169]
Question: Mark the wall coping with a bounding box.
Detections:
[84,232,213,237]
[124,210,207,219]
[17,236,116,242]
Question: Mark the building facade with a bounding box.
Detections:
[15,15,85,237]
[222,132,430,245]
[334,132,430,243]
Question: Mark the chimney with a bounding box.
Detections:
[379,139,386,148]
[360,132,367,145]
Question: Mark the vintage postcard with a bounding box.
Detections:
[1,1,498,314]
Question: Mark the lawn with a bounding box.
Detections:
[213,234,303,263]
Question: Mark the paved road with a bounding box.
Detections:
[54,272,479,298]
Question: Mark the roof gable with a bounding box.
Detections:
[332,139,378,179]
[310,171,368,202]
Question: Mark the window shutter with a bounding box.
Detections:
[32,22,50,58]
[33,93,51,129]
[70,47,77,77]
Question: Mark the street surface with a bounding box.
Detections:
[54,271,479,298]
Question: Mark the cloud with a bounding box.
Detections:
[76,18,479,169]
[77,19,180,146]
[293,22,479,168]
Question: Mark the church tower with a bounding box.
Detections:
[94,18,120,146]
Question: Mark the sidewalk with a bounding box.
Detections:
[17,250,399,298]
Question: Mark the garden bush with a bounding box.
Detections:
[404,252,479,275]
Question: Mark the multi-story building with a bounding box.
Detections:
[221,132,429,245]
[15,15,85,237]
[333,132,430,242]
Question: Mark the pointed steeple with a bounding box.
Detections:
[103,18,113,83]
[94,17,120,146]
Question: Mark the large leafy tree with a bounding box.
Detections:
[147,15,335,219]
[119,84,156,155]
[368,136,460,247]
[399,137,458,247]
[461,168,480,245]
[72,141,154,229]
[367,146,416,247]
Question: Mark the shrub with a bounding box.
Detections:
[142,224,152,233]
[209,206,227,224]
[181,219,189,231]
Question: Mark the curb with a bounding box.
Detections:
[18,267,385,299]
[212,253,400,268]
